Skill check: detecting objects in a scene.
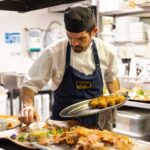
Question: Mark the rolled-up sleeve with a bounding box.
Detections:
[22,49,53,93]
[104,44,118,82]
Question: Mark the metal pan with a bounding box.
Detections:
[60,96,129,118]
[129,98,150,103]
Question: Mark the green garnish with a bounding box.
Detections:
[136,90,144,95]
[57,128,63,134]
[17,132,29,142]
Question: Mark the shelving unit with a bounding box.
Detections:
[99,6,150,40]
[100,7,150,17]
[110,41,147,46]
[99,4,150,141]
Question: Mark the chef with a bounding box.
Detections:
[19,4,120,130]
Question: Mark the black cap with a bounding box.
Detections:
[64,4,96,33]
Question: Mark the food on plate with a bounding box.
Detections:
[88,98,99,108]
[10,121,69,146]
[98,98,107,108]
[107,96,116,106]
[9,121,133,150]
[57,126,133,150]
[28,129,51,145]
[89,95,126,109]
[0,115,20,130]
[113,95,126,104]
[120,87,150,101]
[28,121,46,130]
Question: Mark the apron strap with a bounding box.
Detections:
[92,40,100,68]
[66,42,71,68]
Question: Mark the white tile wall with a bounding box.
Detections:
[0,8,65,74]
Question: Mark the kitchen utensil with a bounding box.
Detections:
[31,142,72,150]
[60,96,129,118]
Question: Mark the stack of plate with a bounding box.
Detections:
[116,16,140,42]
[129,22,147,43]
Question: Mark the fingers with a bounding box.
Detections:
[19,106,38,125]
[34,111,40,122]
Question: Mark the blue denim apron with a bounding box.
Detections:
[51,40,103,127]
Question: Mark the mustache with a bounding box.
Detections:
[72,46,82,49]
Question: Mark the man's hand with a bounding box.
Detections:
[19,87,40,125]
[106,78,120,94]
[19,105,40,125]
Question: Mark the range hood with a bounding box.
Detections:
[48,0,91,12]
[0,0,91,12]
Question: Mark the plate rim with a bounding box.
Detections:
[60,96,129,118]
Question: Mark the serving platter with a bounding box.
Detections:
[0,121,150,150]
[60,96,129,118]
[31,139,150,150]
[0,128,36,149]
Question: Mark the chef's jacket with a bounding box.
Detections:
[22,37,118,93]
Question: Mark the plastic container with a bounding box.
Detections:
[0,118,8,131]
[114,107,150,141]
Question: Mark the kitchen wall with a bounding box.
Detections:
[0,8,65,74]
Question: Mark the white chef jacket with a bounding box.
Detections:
[22,37,118,93]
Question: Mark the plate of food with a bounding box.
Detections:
[0,115,20,131]
[121,87,150,102]
[2,121,133,150]
[60,95,129,118]
[1,120,150,150]
[129,89,150,102]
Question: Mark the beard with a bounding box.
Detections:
[71,45,84,53]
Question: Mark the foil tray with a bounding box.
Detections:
[60,96,129,118]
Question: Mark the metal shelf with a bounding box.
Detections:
[100,7,150,17]
[110,41,147,46]
[124,100,150,109]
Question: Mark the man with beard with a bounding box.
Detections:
[19,4,120,130]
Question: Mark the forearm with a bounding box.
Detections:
[106,78,120,94]
[21,87,36,107]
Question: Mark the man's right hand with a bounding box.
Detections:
[19,105,40,125]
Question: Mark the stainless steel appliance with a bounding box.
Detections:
[114,107,150,141]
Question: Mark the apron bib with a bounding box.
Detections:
[52,40,103,127]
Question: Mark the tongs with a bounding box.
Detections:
[31,142,64,150]
[31,142,49,150]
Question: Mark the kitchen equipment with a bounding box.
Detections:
[0,95,7,115]
[2,72,25,115]
[27,28,44,52]
[0,118,8,131]
[122,58,131,76]
[114,107,150,141]
[60,97,129,118]
[43,21,62,48]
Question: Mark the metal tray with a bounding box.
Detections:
[129,99,150,103]
[60,96,129,118]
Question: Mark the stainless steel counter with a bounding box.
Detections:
[124,100,150,109]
